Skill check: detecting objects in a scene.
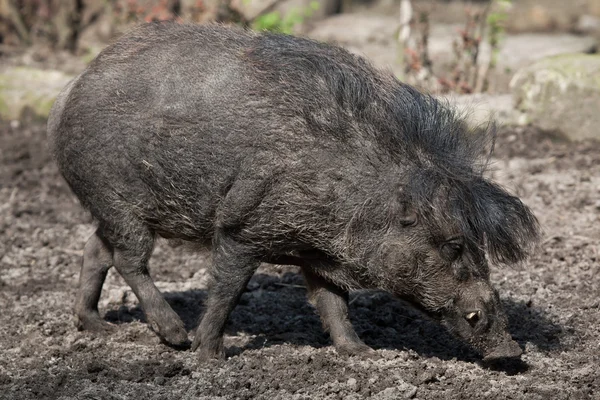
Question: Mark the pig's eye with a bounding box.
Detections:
[441,242,463,261]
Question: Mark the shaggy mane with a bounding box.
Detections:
[249,32,540,264]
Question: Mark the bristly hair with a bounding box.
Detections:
[249,31,541,264]
[382,85,540,265]
[381,86,541,265]
[453,179,541,265]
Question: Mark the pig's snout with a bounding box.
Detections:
[482,336,523,361]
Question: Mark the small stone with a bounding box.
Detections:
[86,360,106,374]
[371,381,417,399]
[347,377,359,392]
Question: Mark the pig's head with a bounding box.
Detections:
[375,172,540,361]
[352,89,541,360]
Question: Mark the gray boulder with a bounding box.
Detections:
[441,93,518,129]
[511,54,600,142]
[0,67,74,121]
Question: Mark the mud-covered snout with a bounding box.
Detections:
[443,282,522,361]
[473,309,522,361]
[482,333,522,361]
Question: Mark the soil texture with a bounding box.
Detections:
[1,122,599,399]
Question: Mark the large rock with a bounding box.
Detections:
[511,54,600,142]
[0,67,74,121]
[441,93,518,129]
[496,34,597,71]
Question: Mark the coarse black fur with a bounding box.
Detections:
[242,29,540,267]
[48,22,539,360]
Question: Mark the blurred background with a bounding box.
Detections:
[1,0,600,137]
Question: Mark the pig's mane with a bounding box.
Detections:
[383,86,541,265]
[242,30,540,265]
[251,31,540,264]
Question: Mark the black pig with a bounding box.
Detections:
[47,22,540,361]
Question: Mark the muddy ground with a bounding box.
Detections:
[0,119,599,400]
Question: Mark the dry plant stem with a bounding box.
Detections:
[3,0,31,44]
[398,1,439,92]
[417,11,432,78]
[397,0,413,81]
[474,2,493,93]
[475,59,490,94]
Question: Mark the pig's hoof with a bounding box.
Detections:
[196,347,226,362]
[75,313,116,333]
[335,342,378,358]
[193,342,225,362]
[149,319,189,347]
[191,336,225,361]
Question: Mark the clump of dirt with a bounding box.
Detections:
[1,121,599,400]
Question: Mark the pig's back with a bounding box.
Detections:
[49,23,274,240]
[48,22,387,242]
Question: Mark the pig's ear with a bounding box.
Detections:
[470,180,541,264]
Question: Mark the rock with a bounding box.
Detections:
[511,54,600,142]
[0,67,74,121]
[495,34,597,71]
[440,93,518,129]
[346,377,359,392]
[371,381,417,399]
[577,15,600,34]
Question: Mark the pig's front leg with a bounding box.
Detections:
[192,232,260,361]
[303,269,375,357]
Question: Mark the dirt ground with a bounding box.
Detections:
[0,118,599,400]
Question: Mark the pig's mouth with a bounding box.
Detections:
[462,330,523,361]
[397,298,523,361]
[481,335,523,361]
[438,313,523,361]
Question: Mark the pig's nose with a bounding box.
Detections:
[465,310,483,328]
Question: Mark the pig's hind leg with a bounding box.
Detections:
[303,269,376,357]
[108,224,189,347]
[74,229,115,332]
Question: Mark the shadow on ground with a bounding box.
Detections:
[103,271,568,367]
